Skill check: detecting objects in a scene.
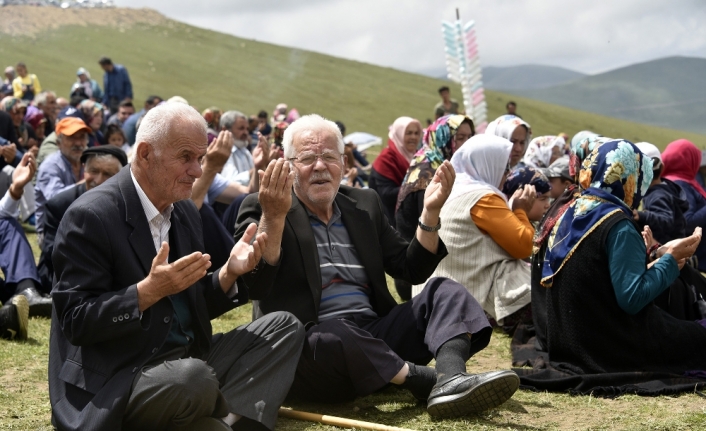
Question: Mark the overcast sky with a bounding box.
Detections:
[115,0,706,76]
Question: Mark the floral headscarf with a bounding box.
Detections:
[541,140,653,287]
[502,166,551,197]
[523,135,565,169]
[396,114,474,209]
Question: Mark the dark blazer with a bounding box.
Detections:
[48,166,247,431]
[37,183,87,291]
[234,186,447,326]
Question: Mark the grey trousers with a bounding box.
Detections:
[123,311,305,431]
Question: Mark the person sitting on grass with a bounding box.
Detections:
[49,102,304,431]
[0,152,44,331]
[661,139,706,273]
[540,139,706,374]
[37,146,127,293]
[235,114,520,418]
[413,135,535,332]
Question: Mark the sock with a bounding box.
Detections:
[399,362,437,401]
[435,335,472,384]
[16,279,35,294]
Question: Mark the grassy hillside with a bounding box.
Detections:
[0,6,704,156]
[522,56,706,134]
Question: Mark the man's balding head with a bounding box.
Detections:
[132,103,208,211]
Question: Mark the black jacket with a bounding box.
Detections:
[38,183,87,292]
[49,166,246,431]
[234,186,447,326]
[636,179,689,245]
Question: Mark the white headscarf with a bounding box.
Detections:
[448,134,513,203]
[485,114,531,168]
[523,135,565,168]
[388,116,422,162]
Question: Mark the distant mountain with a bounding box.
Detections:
[521,56,706,135]
[482,65,586,91]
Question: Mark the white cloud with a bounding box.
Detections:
[114,0,706,75]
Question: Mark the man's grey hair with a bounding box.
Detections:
[84,153,122,167]
[219,110,247,131]
[135,102,206,153]
[282,114,344,159]
[34,91,56,107]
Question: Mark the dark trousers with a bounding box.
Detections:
[0,217,41,302]
[288,277,491,403]
[123,312,305,431]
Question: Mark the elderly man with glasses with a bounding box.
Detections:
[235,114,519,419]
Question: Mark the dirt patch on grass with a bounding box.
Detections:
[0,5,167,37]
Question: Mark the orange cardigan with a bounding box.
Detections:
[470,194,534,259]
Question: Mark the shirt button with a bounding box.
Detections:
[124,313,130,320]
[112,317,117,322]
[164,316,171,324]
[118,316,124,321]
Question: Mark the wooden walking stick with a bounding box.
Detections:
[278,408,416,431]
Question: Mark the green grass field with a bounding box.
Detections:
[1,6,706,430]
[1,231,705,431]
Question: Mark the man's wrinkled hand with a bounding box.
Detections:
[253,132,271,170]
[423,160,455,213]
[204,130,233,172]
[136,242,212,311]
[258,158,293,220]
[225,223,267,279]
[11,151,36,189]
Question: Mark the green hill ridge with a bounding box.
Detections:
[0,6,703,152]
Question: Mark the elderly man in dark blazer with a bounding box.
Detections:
[235,114,519,419]
[49,103,304,431]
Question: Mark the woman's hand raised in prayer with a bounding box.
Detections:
[660,227,702,263]
[642,225,657,250]
[423,160,455,215]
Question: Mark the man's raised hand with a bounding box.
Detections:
[204,130,233,172]
[11,151,36,191]
[253,132,271,170]
[136,242,212,311]
[258,158,293,220]
[423,160,456,214]
[223,223,267,282]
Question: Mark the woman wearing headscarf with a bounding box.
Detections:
[396,115,475,241]
[522,136,565,170]
[2,97,35,152]
[540,139,706,374]
[78,99,105,147]
[502,167,552,223]
[413,134,536,325]
[661,139,706,273]
[369,116,422,227]
[202,107,222,144]
[485,114,531,170]
[530,134,611,349]
[70,68,103,102]
[392,115,473,300]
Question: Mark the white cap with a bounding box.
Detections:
[635,142,661,163]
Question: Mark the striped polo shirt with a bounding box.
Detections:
[306,202,377,321]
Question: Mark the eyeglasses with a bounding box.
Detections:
[288,152,342,166]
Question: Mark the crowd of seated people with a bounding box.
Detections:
[0,57,705,431]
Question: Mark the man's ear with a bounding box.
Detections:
[135,142,150,163]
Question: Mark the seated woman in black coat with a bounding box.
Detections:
[540,139,706,374]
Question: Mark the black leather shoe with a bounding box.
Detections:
[0,295,29,340]
[16,286,53,318]
[427,370,519,418]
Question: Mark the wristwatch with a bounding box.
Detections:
[418,217,441,232]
